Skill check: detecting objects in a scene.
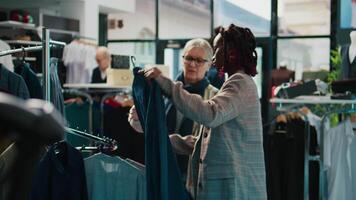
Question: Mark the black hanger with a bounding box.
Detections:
[131,56,137,68]
[53,141,68,165]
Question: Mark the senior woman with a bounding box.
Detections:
[128,38,218,184]
[140,24,267,200]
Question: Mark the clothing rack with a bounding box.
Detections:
[0,28,66,101]
[0,33,118,151]
[270,96,356,200]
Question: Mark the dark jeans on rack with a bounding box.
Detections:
[264,119,319,200]
[132,67,190,200]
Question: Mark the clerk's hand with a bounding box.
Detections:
[169,134,197,155]
[128,106,143,133]
[139,67,162,79]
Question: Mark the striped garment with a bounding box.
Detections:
[156,72,267,200]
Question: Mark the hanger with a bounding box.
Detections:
[276,114,287,124]
[53,140,68,165]
[274,114,288,134]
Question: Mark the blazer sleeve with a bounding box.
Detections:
[155,74,249,128]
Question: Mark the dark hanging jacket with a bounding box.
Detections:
[14,62,43,99]
[0,63,29,99]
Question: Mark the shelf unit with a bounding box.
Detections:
[0,20,36,30]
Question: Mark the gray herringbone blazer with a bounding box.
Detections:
[156,72,267,199]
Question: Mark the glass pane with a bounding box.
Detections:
[159,0,211,39]
[107,42,156,67]
[164,48,184,79]
[214,0,271,37]
[278,0,330,36]
[108,0,155,40]
[253,47,263,98]
[277,39,330,82]
[340,0,356,28]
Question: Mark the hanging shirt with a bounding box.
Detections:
[324,119,355,200]
[84,153,145,200]
[132,67,190,200]
[0,63,29,99]
[63,41,97,84]
[14,62,43,99]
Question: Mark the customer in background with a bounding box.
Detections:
[139,24,267,199]
[128,38,218,184]
[91,46,111,83]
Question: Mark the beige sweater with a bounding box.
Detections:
[155,72,267,199]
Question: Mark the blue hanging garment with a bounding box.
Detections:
[132,67,190,200]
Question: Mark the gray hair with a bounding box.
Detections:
[183,38,213,61]
[96,46,111,59]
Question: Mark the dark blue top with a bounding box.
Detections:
[0,63,29,99]
[132,67,190,200]
[30,142,88,200]
[14,62,43,99]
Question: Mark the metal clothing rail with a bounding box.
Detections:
[0,41,66,57]
[0,45,43,57]
[270,96,356,200]
[65,127,117,146]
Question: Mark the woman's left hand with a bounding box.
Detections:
[139,67,162,79]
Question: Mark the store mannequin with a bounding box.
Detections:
[348,31,356,63]
[341,31,356,79]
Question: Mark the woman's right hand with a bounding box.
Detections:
[139,67,162,79]
[128,105,144,133]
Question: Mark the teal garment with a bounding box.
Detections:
[64,102,91,147]
[84,153,145,200]
[132,67,190,200]
[50,58,64,115]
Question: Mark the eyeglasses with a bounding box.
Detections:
[182,56,209,65]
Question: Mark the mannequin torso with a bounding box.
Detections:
[349,31,356,63]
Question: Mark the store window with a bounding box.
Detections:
[107,42,156,67]
[164,48,184,79]
[214,0,271,37]
[254,47,263,98]
[107,0,155,40]
[340,0,356,28]
[278,0,330,36]
[277,38,330,81]
[159,0,211,39]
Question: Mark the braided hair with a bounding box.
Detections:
[219,24,258,77]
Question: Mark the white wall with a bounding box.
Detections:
[159,3,210,39]
[108,0,210,40]
[108,0,155,40]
